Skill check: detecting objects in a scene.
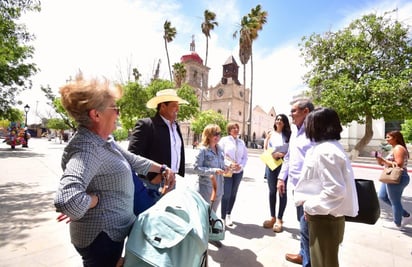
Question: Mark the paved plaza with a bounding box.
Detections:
[0,137,411,266]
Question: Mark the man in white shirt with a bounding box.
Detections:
[277,99,314,266]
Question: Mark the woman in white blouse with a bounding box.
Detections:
[262,114,291,232]
[218,123,248,227]
[294,107,358,267]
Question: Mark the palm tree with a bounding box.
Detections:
[201,10,218,67]
[234,15,256,142]
[247,5,267,143]
[172,62,186,88]
[163,20,177,82]
[234,5,267,143]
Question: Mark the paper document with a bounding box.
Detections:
[259,149,283,171]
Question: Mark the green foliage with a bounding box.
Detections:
[0,119,10,130]
[113,128,129,141]
[40,85,77,130]
[117,81,149,131]
[300,11,412,125]
[401,120,412,144]
[201,10,218,67]
[0,108,24,123]
[191,110,227,135]
[172,62,186,88]
[0,0,40,117]
[46,118,69,130]
[163,20,177,81]
[177,83,199,121]
[118,79,199,131]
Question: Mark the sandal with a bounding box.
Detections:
[273,219,283,233]
[263,218,275,228]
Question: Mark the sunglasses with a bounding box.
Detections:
[213,132,221,137]
[106,106,120,115]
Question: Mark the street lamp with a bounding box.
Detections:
[23,104,30,148]
[24,104,30,126]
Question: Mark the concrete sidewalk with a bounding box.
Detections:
[0,138,411,266]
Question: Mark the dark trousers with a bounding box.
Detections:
[266,165,287,219]
[75,231,124,267]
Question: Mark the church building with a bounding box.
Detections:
[178,39,275,147]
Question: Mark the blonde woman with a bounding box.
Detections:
[193,124,226,248]
[193,124,226,212]
[54,76,174,266]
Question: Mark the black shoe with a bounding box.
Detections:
[208,240,222,248]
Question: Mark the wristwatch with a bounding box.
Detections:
[160,164,167,174]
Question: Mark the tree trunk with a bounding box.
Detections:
[242,64,247,142]
[248,52,253,143]
[205,38,209,67]
[350,115,373,159]
[165,41,172,81]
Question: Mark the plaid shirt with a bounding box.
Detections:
[54,127,153,248]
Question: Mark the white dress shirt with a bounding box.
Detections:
[293,140,359,217]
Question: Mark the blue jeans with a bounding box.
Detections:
[299,210,311,267]
[266,165,287,219]
[294,197,310,266]
[75,231,124,267]
[221,171,243,219]
[378,170,410,226]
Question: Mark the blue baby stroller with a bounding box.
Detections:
[124,188,224,267]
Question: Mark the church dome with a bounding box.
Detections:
[181,52,203,65]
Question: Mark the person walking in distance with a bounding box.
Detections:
[375,130,411,230]
[277,99,314,266]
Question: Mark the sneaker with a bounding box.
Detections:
[225,214,233,227]
[383,221,404,231]
[401,216,412,227]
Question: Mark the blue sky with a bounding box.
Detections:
[20,0,412,123]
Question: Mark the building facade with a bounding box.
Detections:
[177,40,276,147]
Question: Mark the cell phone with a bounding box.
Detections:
[374,151,378,158]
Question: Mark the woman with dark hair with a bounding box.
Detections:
[375,130,411,230]
[262,114,291,232]
[294,107,359,267]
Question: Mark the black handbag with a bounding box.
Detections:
[345,179,380,224]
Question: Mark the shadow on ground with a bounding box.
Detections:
[208,246,264,267]
[0,182,55,248]
[0,148,46,159]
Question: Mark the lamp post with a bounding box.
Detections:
[23,104,30,148]
[24,104,30,126]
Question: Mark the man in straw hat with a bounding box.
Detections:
[128,89,189,198]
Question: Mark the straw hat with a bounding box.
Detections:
[146,89,189,109]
